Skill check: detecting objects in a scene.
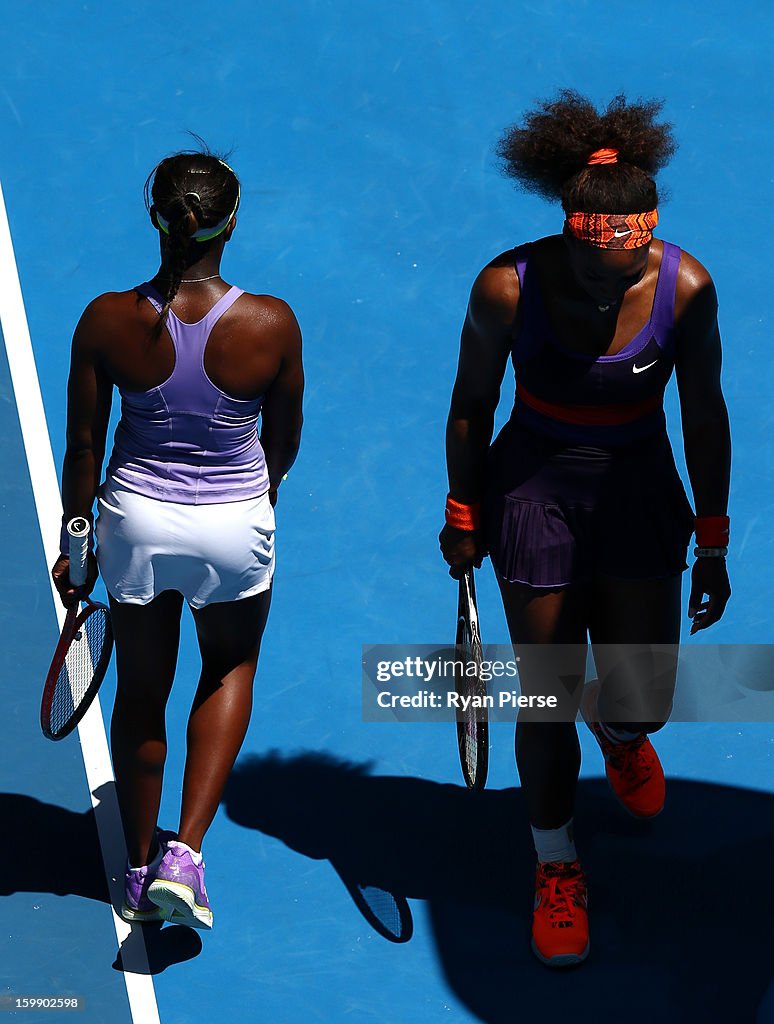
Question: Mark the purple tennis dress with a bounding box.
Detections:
[484,240,695,586]
[96,284,275,607]
[107,284,269,501]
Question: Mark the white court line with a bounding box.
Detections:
[0,183,161,1024]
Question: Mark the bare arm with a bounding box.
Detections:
[446,261,519,498]
[259,300,304,501]
[441,258,518,572]
[674,265,730,517]
[53,299,114,604]
[673,258,731,632]
[63,304,114,524]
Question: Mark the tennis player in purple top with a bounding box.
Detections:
[51,149,304,929]
[440,92,731,966]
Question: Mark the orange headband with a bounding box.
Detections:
[565,209,659,250]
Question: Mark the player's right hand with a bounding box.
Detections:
[439,524,485,579]
[51,551,99,609]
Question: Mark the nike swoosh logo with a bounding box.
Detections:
[632,360,658,373]
[613,228,632,237]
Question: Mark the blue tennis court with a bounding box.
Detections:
[1,2,772,1021]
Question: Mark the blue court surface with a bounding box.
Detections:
[1,3,772,1022]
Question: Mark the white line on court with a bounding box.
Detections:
[0,182,161,1024]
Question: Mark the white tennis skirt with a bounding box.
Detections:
[95,479,275,608]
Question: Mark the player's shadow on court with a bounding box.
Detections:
[224,752,774,1024]
[0,790,202,975]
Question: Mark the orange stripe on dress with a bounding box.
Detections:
[516,382,663,426]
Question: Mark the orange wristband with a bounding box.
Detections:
[445,495,481,531]
[695,515,730,548]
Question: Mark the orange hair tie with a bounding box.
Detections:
[587,148,619,165]
[445,495,481,532]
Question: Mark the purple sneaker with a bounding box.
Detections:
[147,841,213,930]
[121,830,176,923]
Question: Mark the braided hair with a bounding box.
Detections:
[497,90,676,214]
[144,149,240,331]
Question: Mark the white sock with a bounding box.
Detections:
[599,721,641,744]
[128,842,165,872]
[590,684,641,743]
[531,819,577,864]
[169,840,203,865]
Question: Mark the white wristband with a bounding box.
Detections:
[67,517,91,587]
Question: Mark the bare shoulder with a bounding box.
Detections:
[674,247,718,319]
[671,247,722,364]
[80,289,142,320]
[237,292,299,326]
[216,293,300,380]
[73,290,145,352]
[233,292,302,348]
[468,250,520,331]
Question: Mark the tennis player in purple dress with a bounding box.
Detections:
[51,150,304,929]
[440,92,731,966]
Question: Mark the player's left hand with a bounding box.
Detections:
[688,557,731,634]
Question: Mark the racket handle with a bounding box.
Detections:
[67,517,90,588]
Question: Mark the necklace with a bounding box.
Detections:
[180,274,221,283]
[598,304,611,312]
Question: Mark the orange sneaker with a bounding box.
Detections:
[531,860,589,967]
[582,682,665,818]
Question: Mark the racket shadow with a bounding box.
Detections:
[223,752,774,1024]
[223,751,527,938]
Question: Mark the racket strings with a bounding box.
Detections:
[49,607,111,736]
[455,576,488,789]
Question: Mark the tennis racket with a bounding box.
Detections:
[41,518,113,741]
[454,567,488,790]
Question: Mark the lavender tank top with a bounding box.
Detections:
[511,240,682,445]
[105,283,270,504]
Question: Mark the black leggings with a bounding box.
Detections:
[498,573,683,829]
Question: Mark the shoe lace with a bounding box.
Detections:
[538,863,586,925]
[607,734,652,786]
